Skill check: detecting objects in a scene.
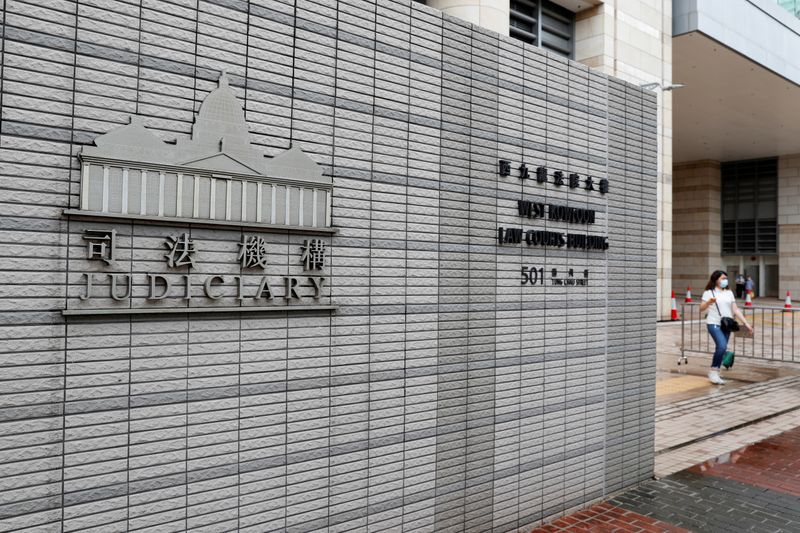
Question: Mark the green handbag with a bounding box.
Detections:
[722,350,735,369]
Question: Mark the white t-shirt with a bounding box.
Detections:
[702,289,735,325]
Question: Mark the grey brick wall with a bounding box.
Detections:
[0,0,658,531]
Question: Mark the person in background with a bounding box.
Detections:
[735,274,745,299]
[745,275,755,298]
[700,270,753,385]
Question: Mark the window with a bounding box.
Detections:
[721,158,778,255]
[510,0,575,58]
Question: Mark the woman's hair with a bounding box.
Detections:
[705,270,728,291]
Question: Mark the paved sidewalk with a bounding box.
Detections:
[656,408,800,478]
[530,426,800,532]
[655,375,800,477]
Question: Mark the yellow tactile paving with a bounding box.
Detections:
[656,375,713,397]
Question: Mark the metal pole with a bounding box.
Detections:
[760,308,764,359]
[700,303,705,354]
[681,303,685,364]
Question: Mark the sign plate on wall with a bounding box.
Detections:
[497,159,610,288]
[63,72,336,316]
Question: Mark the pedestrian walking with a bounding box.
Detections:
[735,274,745,299]
[745,275,755,298]
[700,270,753,384]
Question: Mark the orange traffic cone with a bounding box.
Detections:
[685,286,693,303]
[671,291,679,320]
[784,291,792,311]
[745,292,753,307]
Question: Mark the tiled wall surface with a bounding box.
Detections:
[671,160,722,294]
[779,154,800,297]
[0,0,657,532]
[574,0,673,320]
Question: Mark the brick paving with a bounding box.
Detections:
[612,471,800,532]
[532,426,800,532]
[528,502,690,532]
[690,426,800,498]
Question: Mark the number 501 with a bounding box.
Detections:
[521,266,544,286]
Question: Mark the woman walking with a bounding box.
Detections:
[700,270,754,384]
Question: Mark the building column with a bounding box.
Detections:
[778,154,800,298]
[672,160,723,296]
[426,0,510,35]
[658,94,674,321]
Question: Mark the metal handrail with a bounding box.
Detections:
[679,302,797,364]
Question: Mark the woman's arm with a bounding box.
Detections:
[699,297,714,312]
[732,301,753,333]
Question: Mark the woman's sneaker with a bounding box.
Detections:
[708,370,725,385]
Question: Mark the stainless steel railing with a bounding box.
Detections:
[680,302,797,363]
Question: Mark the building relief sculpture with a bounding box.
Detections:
[70,72,333,232]
[63,71,335,316]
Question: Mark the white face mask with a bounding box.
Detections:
[720,279,729,289]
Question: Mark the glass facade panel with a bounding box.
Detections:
[777,0,800,18]
[721,158,778,255]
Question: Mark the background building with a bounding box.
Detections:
[671,0,800,300]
